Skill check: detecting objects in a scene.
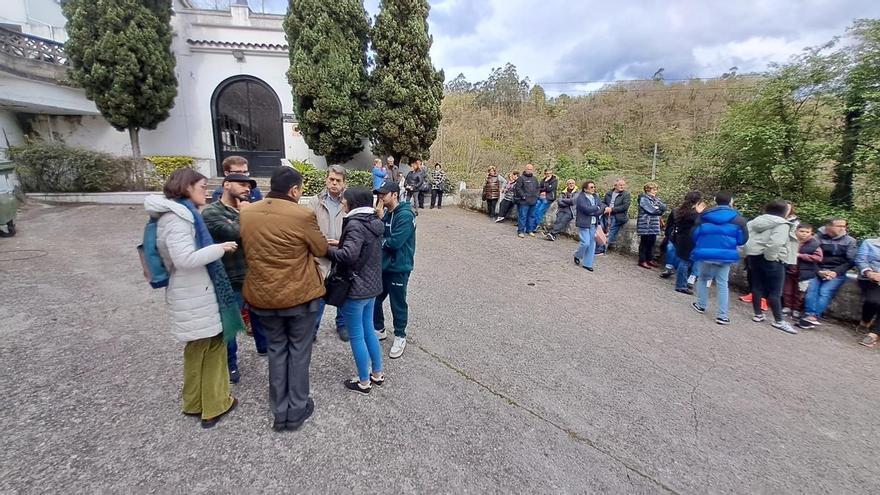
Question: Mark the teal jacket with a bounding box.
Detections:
[381,201,416,273]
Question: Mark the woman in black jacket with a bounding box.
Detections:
[327,187,386,393]
[671,191,705,294]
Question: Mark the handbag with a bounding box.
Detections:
[595,224,608,246]
[324,264,352,307]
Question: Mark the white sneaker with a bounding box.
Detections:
[389,337,407,359]
[376,328,388,341]
[772,320,799,335]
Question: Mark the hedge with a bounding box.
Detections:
[9,141,141,192]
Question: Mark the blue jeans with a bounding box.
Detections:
[517,204,537,234]
[695,262,731,319]
[249,310,268,354]
[341,297,383,382]
[804,276,847,317]
[533,198,550,227]
[574,225,597,269]
[233,289,268,358]
[675,259,694,290]
[665,243,679,269]
[315,298,347,334]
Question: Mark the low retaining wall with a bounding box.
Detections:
[459,189,863,323]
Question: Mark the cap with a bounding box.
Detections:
[374,180,400,195]
[270,167,302,193]
[223,173,257,189]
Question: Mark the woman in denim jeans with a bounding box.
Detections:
[573,180,605,271]
[326,188,386,393]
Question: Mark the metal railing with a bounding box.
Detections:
[0,25,68,67]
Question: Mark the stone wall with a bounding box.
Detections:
[458,189,863,323]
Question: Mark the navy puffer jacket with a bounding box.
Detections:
[327,210,385,300]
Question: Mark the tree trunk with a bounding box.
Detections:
[128,127,145,190]
[831,105,861,208]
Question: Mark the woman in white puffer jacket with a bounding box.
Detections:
[144,168,239,428]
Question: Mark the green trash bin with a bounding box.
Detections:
[0,160,20,237]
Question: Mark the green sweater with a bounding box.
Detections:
[381,202,416,273]
[202,200,246,288]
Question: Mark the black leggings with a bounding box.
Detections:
[638,235,657,263]
[486,199,498,218]
[748,255,785,321]
[859,280,880,330]
[497,199,514,219]
[430,189,443,208]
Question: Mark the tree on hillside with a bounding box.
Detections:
[370,0,444,164]
[63,0,177,160]
[285,0,371,164]
[831,19,880,208]
[474,63,530,116]
[446,73,473,93]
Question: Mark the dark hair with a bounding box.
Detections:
[675,190,703,219]
[270,167,303,193]
[163,168,206,200]
[825,217,848,227]
[765,200,790,217]
[221,155,248,172]
[581,180,596,191]
[797,223,814,231]
[343,187,374,210]
[715,191,733,206]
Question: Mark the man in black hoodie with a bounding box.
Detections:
[803,218,858,325]
[513,163,540,237]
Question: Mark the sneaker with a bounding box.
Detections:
[518,233,525,238]
[494,217,504,223]
[595,251,605,256]
[782,307,792,316]
[791,310,802,319]
[389,337,407,359]
[804,315,822,326]
[529,232,536,237]
[376,328,388,341]
[752,314,766,323]
[573,256,581,266]
[687,275,697,285]
[344,378,372,394]
[692,302,706,314]
[772,320,799,335]
[715,317,731,325]
[675,287,694,295]
[336,326,350,342]
[796,318,816,329]
[229,369,240,384]
[544,233,556,241]
[659,269,674,279]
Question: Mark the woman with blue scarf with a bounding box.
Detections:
[144,168,244,428]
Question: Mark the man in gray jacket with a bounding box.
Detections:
[310,164,348,341]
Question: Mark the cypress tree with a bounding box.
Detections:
[62,0,177,160]
[370,0,444,164]
[285,0,371,164]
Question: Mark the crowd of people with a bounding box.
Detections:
[145,156,417,431]
[480,163,880,342]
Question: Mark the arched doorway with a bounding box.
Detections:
[211,75,284,177]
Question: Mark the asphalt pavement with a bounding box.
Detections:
[1,201,878,494]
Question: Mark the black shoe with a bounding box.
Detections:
[286,398,315,431]
[675,287,694,295]
[344,378,372,394]
[229,369,240,384]
[544,233,556,241]
[201,397,238,429]
[337,326,350,342]
[272,419,287,432]
[574,256,581,266]
[659,269,674,279]
[370,374,386,386]
[584,266,594,272]
[692,302,706,314]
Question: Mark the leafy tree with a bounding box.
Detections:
[831,19,880,207]
[63,0,177,160]
[285,0,371,163]
[370,0,444,164]
[474,63,530,116]
[445,73,473,93]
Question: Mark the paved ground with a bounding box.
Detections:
[1,201,879,494]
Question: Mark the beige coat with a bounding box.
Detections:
[309,188,345,278]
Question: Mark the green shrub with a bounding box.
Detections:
[9,141,139,192]
[145,156,194,190]
[347,170,373,190]
[288,160,379,196]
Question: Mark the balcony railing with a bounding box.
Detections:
[0,25,68,67]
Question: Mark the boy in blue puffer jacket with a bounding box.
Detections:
[689,192,749,325]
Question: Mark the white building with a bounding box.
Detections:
[0,0,374,177]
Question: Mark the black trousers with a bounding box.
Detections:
[497,199,514,219]
[486,198,499,218]
[550,210,573,235]
[748,255,785,321]
[417,191,426,209]
[859,280,880,330]
[638,234,657,263]
[430,189,443,208]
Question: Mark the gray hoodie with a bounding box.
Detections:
[743,214,798,263]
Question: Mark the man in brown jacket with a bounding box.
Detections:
[241,166,327,432]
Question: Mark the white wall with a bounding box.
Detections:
[1,0,68,41]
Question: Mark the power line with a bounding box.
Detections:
[535,75,761,85]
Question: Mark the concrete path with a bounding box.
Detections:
[1,202,878,494]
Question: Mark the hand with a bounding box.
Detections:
[695,201,707,213]
[820,270,837,280]
[867,271,880,283]
[375,204,385,218]
[327,239,339,247]
[221,241,238,253]
[604,207,612,215]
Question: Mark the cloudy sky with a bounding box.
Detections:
[362,0,880,94]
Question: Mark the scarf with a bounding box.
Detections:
[178,199,244,344]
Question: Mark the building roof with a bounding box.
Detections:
[186,39,288,51]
